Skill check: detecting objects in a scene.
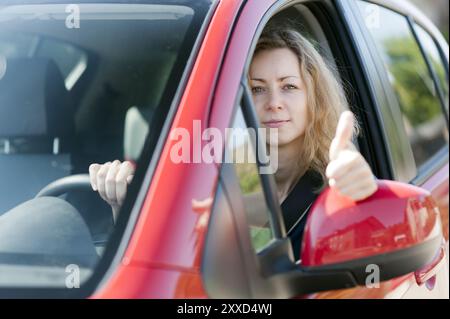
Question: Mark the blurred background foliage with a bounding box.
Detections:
[385,36,445,126]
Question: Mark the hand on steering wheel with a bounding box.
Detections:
[89,160,135,220]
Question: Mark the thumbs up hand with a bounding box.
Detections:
[326,111,377,201]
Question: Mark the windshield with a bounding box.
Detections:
[0,1,210,291]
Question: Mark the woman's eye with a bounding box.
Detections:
[283,84,298,90]
[251,86,265,94]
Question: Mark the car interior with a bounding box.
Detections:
[0,4,194,259]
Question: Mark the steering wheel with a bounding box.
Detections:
[35,173,109,230]
[35,174,113,252]
[35,174,92,198]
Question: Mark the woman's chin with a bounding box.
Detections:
[265,134,303,148]
[266,138,288,147]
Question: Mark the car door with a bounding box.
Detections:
[204,0,448,299]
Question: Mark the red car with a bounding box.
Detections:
[0,0,448,299]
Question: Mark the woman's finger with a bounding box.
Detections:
[335,176,376,200]
[115,161,135,205]
[329,111,354,161]
[339,181,378,201]
[332,163,373,191]
[105,160,121,203]
[126,175,134,184]
[89,163,100,191]
[96,162,111,201]
[326,149,361,181]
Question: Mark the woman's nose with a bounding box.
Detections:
[266,90,284,111]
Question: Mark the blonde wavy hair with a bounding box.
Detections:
[251,24,356,190]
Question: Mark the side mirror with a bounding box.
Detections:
[300,180,442,285]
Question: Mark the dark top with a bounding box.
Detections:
[281,170,323,260]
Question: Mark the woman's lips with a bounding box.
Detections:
[262,120,290,128]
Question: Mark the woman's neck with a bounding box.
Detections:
[271,138,305,203]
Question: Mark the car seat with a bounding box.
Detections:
[0,58,75,214]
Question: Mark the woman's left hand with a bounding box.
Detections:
[325,111,378,201]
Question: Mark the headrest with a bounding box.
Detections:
[0,58,74,138]
[123,106,153,162]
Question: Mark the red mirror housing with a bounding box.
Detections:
[301,180,442,268]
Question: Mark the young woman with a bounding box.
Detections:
[89,24,378,258]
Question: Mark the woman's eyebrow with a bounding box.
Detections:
[249,78,266,82]
[250,76,299,82]
[279,76,300,81]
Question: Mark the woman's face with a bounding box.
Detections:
[249,48,308,146]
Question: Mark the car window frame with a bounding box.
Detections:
[408,17,450,186]
[409,20,449,186]
[341,0,418,183]
[340,0,448,185]
[349,0,449,186]
[411,22,449,119]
